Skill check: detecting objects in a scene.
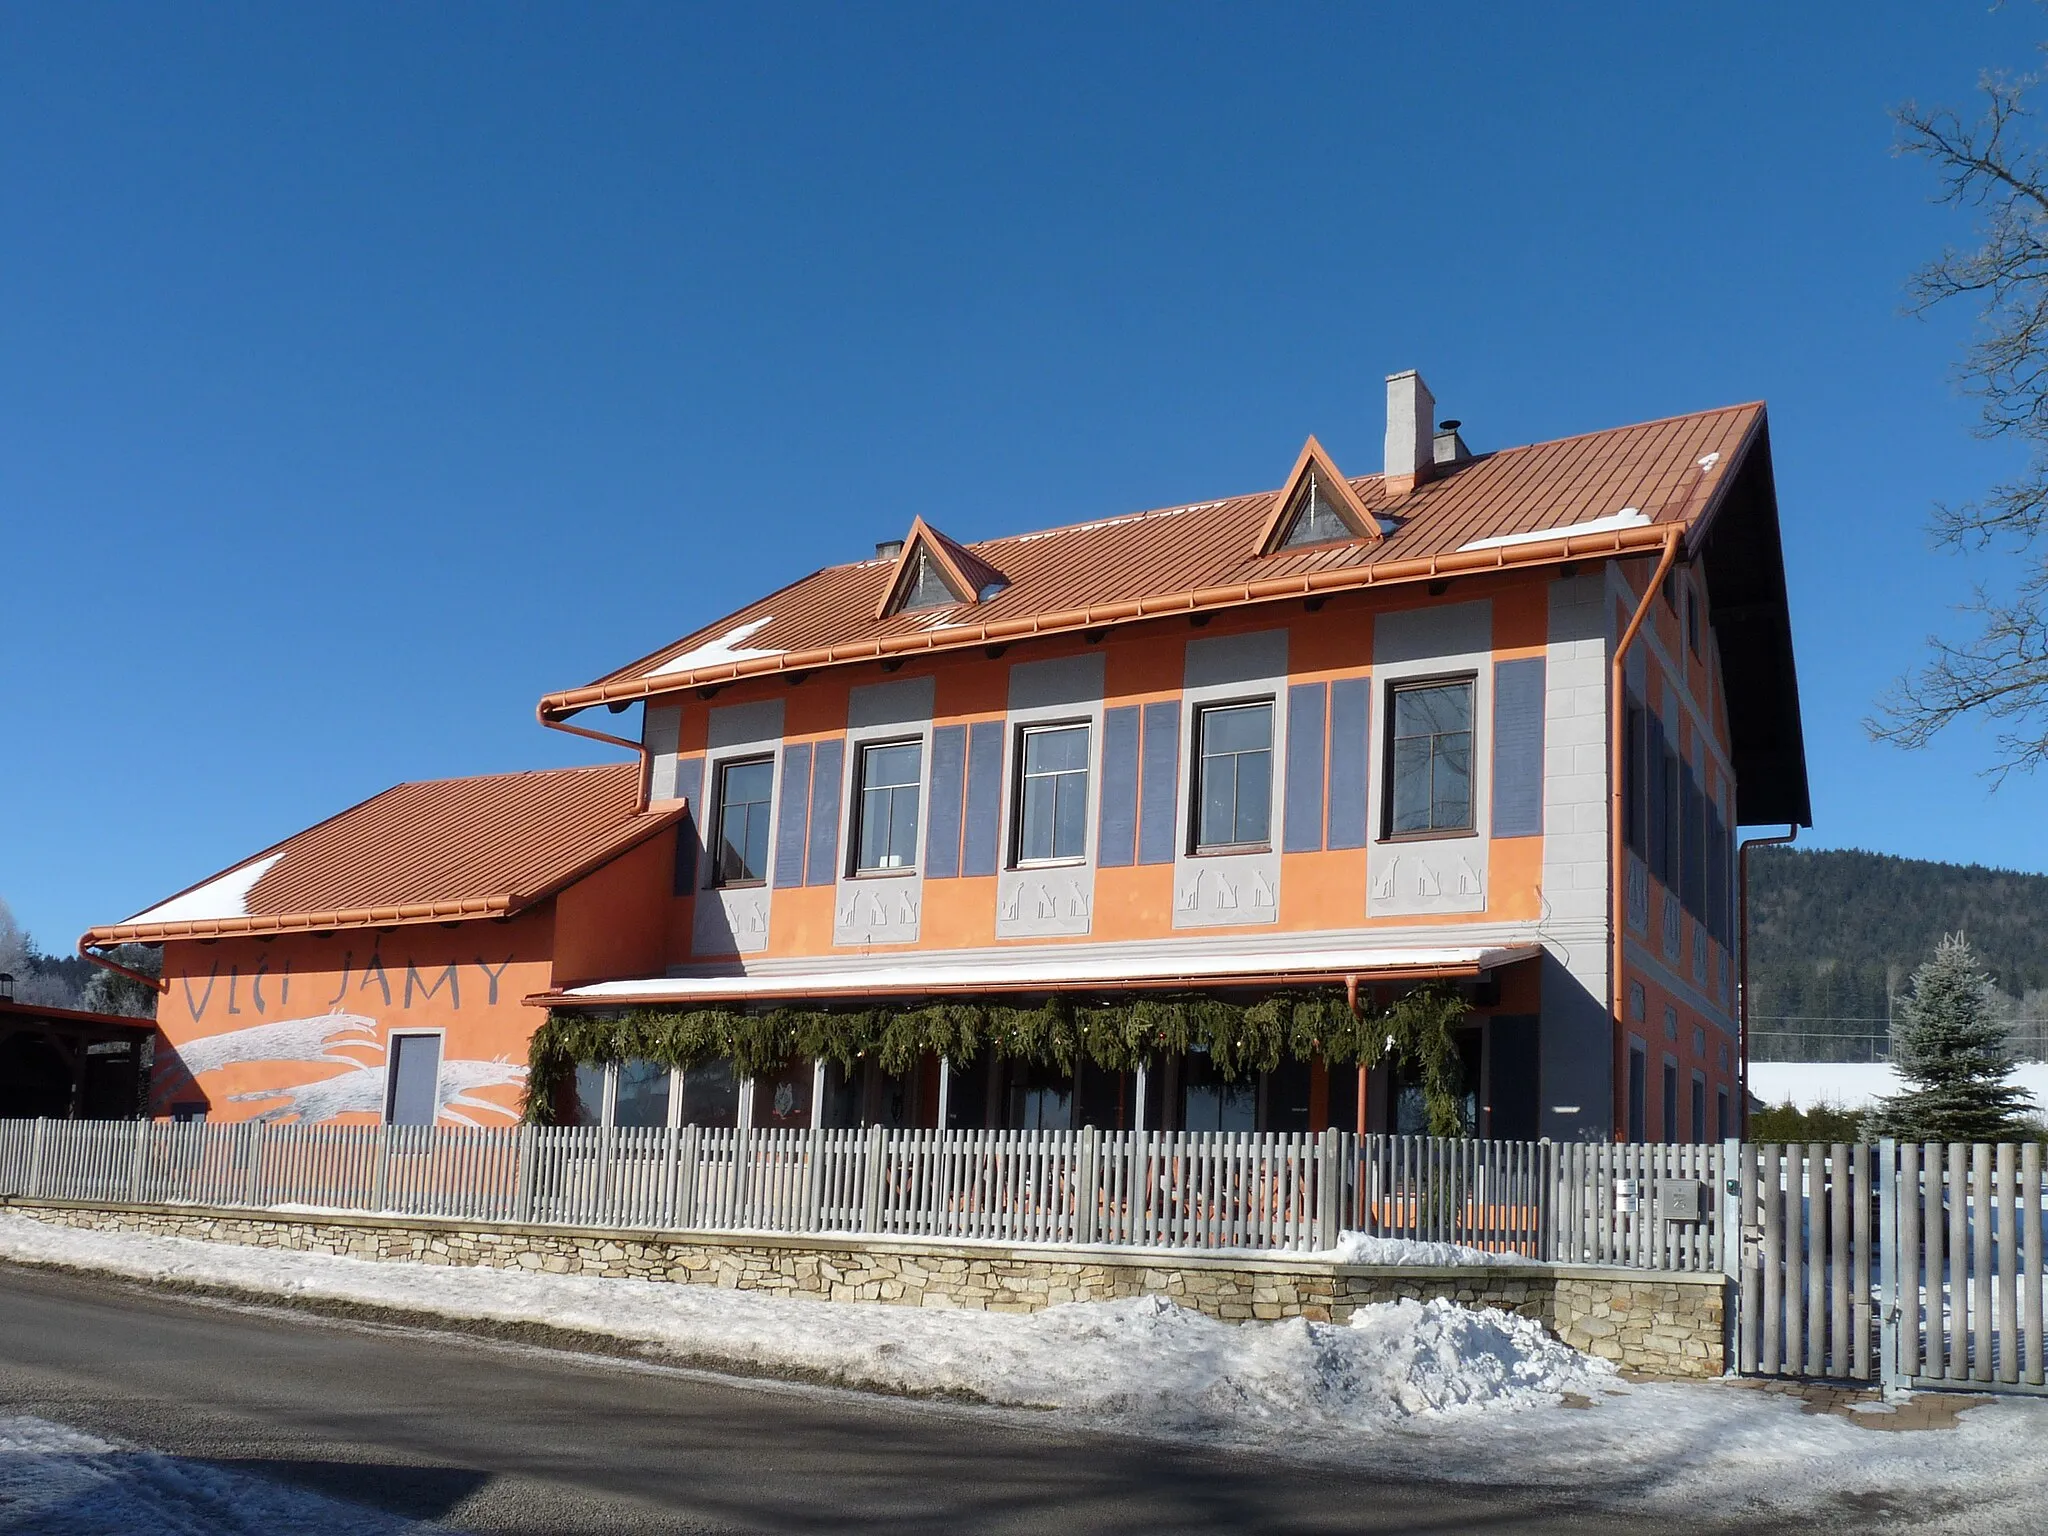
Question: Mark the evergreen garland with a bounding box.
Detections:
[525,986,1473,1133]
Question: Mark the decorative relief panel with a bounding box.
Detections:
[1692,926,1708,986]
[997,873,1092,935]
[1173,856,1279,927]
[835,880,922,945]
[1661,890,1682,962]
[1625,859,1648,933]
[1367,849,1486,915]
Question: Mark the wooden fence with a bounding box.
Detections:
[0,1117,1732,1265]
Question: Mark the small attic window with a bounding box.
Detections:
[1278,469,1356,549]
[900,547,962,611]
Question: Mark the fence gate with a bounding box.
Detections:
[1735,1142,1879,1382]
[1883,1141,2048,1395]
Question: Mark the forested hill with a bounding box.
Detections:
[1746,847,2048,1055]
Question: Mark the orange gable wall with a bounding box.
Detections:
[551,831,674,987]
[151,912,553,1126]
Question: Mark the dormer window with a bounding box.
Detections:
[901,547,961,611]
[1278,469,1354,549]
[875,516,1009,620]
[1257,435,1381,555]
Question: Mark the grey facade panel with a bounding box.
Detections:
[672,756,704,893]
[804,738,844,886]
[1097,705,1140,868]
[1137,700,1180,866]
[924,724,968,880]
[1491,656,1546,838]
[961,720,1004,877]
[1325,677,1369,850]
[1283,682,1327,854]
[773,741,812,890]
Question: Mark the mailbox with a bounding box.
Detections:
[1658,1180,1705,1223]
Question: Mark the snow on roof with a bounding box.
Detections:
[642,616,785,680]
[128,853,285,926]
[1456,507,1651,554]
[553,943,1539,1003]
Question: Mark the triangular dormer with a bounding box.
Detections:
[875,516,1009,619]
[1256,436,1381,555]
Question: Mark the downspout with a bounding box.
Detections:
[537,703,654,814]
[1608,528,1683,1140]
[77,938,169,996]
[1737,826,1798,1136]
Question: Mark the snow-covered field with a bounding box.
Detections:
[1750,1059,2048,1113]
[2,1214,2047,1531]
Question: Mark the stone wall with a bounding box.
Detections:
[0,1197,1726,1379]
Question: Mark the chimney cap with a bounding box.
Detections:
[875,539,905,560]
[1437,419,1461,432]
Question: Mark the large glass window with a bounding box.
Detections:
[855,740,923,872]
[1387,679,1474,836]
[712,757,774,886]
[1015,722,1090,864]
[1194,701,1273,851]
[613,1058,672,1129]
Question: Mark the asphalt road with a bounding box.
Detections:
[0,1263,1756,1535]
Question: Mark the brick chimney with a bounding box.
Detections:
[1382,370,1437,499]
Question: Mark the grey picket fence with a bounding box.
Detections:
[0,1117,1738,1265]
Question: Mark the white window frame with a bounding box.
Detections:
[1011,719,1092,868]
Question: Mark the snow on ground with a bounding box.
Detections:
[1323,1233,1525,1267]
[0,1414,442,1534]
[4,1214,2048,1531]
[1750,1060,2048,1113]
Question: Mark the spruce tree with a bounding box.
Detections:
[1864,935,2036,1143]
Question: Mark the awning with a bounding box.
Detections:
[533,943,1543,1008]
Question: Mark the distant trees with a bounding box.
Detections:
[1865,936,2037,1143]
[0,897,157,1019]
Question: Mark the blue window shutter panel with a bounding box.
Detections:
[1491,658,1545,838]
[1325,678,1369,850]
[773,742,812,889]
[1283,682,1327,853]
[672,757,704,893]
[961,720,1004,877]
[804,738,844,886]
[924,724,967,879]
[1097,706,1140,868]
[1137,701,1181,865]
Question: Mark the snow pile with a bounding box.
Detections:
[1324,1232,1528,1268]
[0,1414,439,1534]
[0,1216,1606,1431]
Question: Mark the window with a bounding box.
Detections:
[614,1058,672,1128]
[1386,678,1475,836]
[900,547,959,610]
[712,757,774,886]
[1627,1040,1647,1142]
[1193,701,1274,851]
[1622,702,1645,855]
[1277,467,1355,549]
[1690,1072,1707,1144]
[1014,722,1090,864]
[1717,1086,1731,1141]
[1685,585,1701,658]
[855,739,924,872]
[386,1032,443,1127]
[1661,1059,1679,1145]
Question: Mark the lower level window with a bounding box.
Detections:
[1194,701,1273,851]
[385,1032,443,1127]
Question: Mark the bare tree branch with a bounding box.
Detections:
[1878,53,2048,773]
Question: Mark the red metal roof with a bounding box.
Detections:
[546,402,1764,712]
[84,764,683,946]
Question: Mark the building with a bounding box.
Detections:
[82,372,1809,1141]
[0,990,157,1120]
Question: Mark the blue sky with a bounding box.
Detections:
[3,2,2043,948]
